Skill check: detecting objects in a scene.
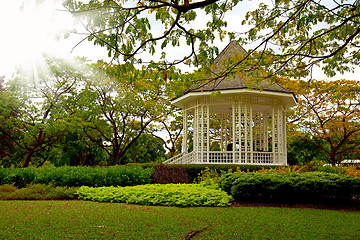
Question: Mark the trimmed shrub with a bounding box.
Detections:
[0,165,153,188]
[76,184,233,207]
[151,164,191,184]
[0,168,37,188]
[35,166,153,187]
[219,172,360,203]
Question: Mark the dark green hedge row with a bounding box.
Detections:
[0,166,153,188]
[0,164,273,188]
[219,172,360,203]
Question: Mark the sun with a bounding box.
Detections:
[0,0,73,79]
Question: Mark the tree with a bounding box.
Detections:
[287,130,326,165]
[121,133,166,163]
[149,109,183,158]
[0,58,84,167]
[65,0,230,68]
[67,62,172,165]
[65,0,360,79]
[46,128,107,167]
[285,79,360,166]
[241,0,360,78]
[0,78,20,167]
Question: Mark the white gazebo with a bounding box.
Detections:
[164,42,297,165]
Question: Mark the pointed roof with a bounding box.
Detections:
[184,41,293,94]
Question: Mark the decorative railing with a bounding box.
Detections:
[163,151,195,164]
[164,151,286,165]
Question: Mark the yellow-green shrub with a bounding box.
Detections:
[77,184,233,207]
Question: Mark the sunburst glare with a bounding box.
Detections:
[0,0,74,80]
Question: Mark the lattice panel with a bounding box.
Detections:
[232,103,240,162]
[272,108,279,153]
[193,103,209,163]
[220,113,231,151]
[239,105,246,152]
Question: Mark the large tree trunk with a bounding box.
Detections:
[22,151,34,168]
[329,151,337,167]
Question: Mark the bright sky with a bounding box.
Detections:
[0,0,358,82]
[0,0,108,80]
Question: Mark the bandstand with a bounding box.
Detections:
[164,42,297,165]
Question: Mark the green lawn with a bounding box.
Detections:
[0,201,359,239]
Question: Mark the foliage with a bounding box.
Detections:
[0,165,153,187]
[219,172,360,203]
[0,58,86,167]
[0,90,19,167]
[65,0,360,80]
[180,164,271,182]
[287,133,325,165]
[47,128,108,167]
[0,167,37,188]
[284,79,360,166]
[76,184,233,207]
[149,110,183,158]
[121,134,166,164]
[133,163,273,182]
[66,61,174,165]
[151,164,191,184]
[194,167,222,184]
[345,166,360,178]
[255,165,305,174]
[241,0,360,78]
[65,0,231,69]
[36,166,153,187]
[0,184,78,200]
[0,58,182,167]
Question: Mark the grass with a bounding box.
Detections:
[0,201,359,239]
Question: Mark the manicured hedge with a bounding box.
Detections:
[76,184,233,207]
[219,172,360,203]
[0,166,153,188]
[0,168,37,188]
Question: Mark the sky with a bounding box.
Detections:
[0,0,108,80]
[0,0,358,82]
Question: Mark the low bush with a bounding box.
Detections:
[219,172,360,203]
[344,166,360,177]
[0,168,37,188]
[76,184,233,207]
[0,184,78,200]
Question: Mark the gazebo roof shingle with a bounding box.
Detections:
[184,41,293,94]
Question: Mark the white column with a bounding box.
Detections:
[249,106,253,163]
